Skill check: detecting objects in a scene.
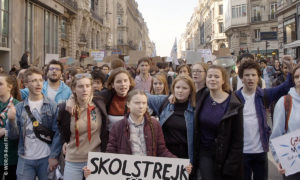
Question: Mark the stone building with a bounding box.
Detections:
[2,0,153,71]
[224,0,279,57]
[277,0,300,58]
[178,0,227,58]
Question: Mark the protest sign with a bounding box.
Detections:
[271,129,300,176]
[128,50,146,65]
[45,54,59,64]
[90,50,105,61]
[186,51,202,64]
[87,152,190,180]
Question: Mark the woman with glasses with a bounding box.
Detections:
[191,63,208,97]
[57,73,108,180]
[0,74,21,180]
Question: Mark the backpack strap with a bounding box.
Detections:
[284,95,292,133]
[232,76,237,91]
[158,96,170,116]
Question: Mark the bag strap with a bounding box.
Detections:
[24,105,37,123]
[284,95,292,133]
[232,76,237,91]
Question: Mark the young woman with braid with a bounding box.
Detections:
[57,73,108,180]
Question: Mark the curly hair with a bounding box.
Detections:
[238,60,261,79]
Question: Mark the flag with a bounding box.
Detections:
[170,38,178,65]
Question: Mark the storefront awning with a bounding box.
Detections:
[284,40,300,49]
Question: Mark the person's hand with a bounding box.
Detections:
[276,163,285,175]
[66,97,75,115]
[282,55,294,73]
[83,166,91,178]
[62,143,68,155]
[0,128,5,138]
[185,163,192,174]
[48,158,59,172]
[168,94,175,104]
[7,104,16,122]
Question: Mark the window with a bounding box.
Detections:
[219,5,223,15]
[44,11,58,54]
[96,32,99,49]
[0,0,9,47]
[90,0,95,11]
[254,29,260,40]
[270,3,277,19]
[219,22,224,33]
[232,4,247,18]
[284,19,296,44]
[91,29,94,49]
[252,6,261,21]
[25,2,32,52]
[117,16,122,25]
[61,18,67,39]
[240,32,247,45]
[118,32,123,44]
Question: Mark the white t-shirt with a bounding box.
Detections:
[47,84,59,102]
[23,99,51,160]
[242,91,264,153]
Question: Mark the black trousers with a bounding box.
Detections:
[243,152,268,180]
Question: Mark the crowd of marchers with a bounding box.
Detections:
[0,52,300,180]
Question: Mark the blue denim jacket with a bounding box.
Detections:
[147,94,194,163]
[235,73,294,152]
[6,96,62,159]
[21,81,72,104]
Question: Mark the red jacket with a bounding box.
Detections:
[106,114,175,158]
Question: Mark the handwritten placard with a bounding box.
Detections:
[271,129,300,176]
[87,152,190,180]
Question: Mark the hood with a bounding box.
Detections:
[288,87,300,102]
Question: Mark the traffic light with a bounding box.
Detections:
[266,41,270,48]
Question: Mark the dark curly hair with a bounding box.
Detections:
[238,60,261,79]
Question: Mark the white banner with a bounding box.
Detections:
[271,129,300,176]
[90,50,105,62]
[87,152,190,180]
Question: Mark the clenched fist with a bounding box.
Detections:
[7,104,16,122]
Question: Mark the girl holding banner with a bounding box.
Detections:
[0,74,20,180]
[192,65,244,180]
[83,89,192,177]
[271,64,300,179]
[57,73,109,180]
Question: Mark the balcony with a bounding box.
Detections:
[277,0,298,12]
[251,16,262,23]
[56,0,78,12]
[268,14,277,20]
[91,10,103,25]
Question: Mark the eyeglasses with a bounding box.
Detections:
[192,70,205,74]
[49,67,61,72]
[28,79,43,84]
[74,73,92,79]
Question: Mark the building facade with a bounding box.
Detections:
[1,0,153,71]
[178,0,227,58]
[277,0,300,58]
[224,0,279,57]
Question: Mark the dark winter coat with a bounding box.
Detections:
[192,88,244,180]
[57,96,109,152]
[106,114,175,158]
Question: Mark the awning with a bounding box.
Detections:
[250,49,277,54]
[284,40,300,49]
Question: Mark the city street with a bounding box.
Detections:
[268,152,282,180]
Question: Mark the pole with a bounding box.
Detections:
[266,41,268,57]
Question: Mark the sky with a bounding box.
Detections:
[135,0,199,57]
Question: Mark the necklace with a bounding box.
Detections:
[210,96,217,106]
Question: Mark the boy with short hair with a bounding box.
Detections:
[7,67,61,180]
[135,57,152,93]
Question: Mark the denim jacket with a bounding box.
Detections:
[235,73,294,152]
[6,96,62,159]
[21,81,72,104]
[147,94,194,163]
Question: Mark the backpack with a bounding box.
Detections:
[283,95,292,133]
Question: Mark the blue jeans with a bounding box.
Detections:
[64,161,87,180]
[16,156,49,180]
[243,152,268,180]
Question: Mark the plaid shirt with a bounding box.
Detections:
[128,116,147,156]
